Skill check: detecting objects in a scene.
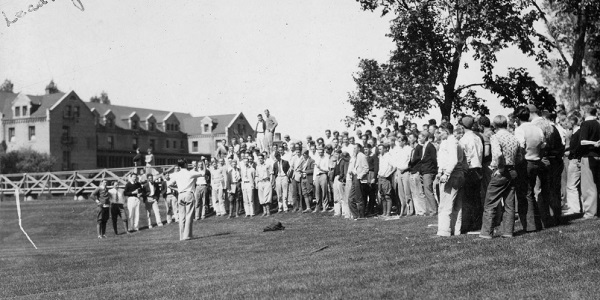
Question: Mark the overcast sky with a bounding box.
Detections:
[0,0,540,140]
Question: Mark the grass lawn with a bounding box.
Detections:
[1,199,600,299]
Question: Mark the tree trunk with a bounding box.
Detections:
[568,9,587,110]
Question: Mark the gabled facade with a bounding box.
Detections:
[182,112,254,156]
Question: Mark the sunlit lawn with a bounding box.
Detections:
[1,199,599,299]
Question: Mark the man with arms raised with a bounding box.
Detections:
[169,159,205,241]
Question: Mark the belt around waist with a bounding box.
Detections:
[316,173,327,176]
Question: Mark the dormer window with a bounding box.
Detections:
[149,122,155,131]
[203,124,209,133]
[131,120,138,130]
[22,106,28,116]
[15,107,20,117]
[105,117,114,128]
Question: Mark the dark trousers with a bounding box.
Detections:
[228,183,242,216]
[349,175,365,218]
[379,177,393,216]
[366,183,378,214]
[463,168,483,231]
[97,206,109,236]
[544,158,564,226]
[481,169,516,237]
[110,203,128,234]
[517,160,544,231]
[194,185,208,219]
[290,180,303,211]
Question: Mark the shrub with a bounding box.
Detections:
[0,149,57,174]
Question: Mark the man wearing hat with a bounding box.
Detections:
[313,145,330,212]
[459,116,484,232]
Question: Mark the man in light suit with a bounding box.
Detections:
[348,143,369,219]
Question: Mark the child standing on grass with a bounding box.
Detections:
[91,180,111,239]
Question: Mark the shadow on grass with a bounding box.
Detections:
[190,232,232,240]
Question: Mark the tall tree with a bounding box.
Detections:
[0,79,14,93]
[533,0,600,111]
[90,91,111,104]
[347,0,556,126]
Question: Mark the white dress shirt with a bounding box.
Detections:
[459,130,483,169]
[169,169,204,194]
[313,154,330,175]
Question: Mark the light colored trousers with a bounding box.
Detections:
[144,199,162,226]
[164,195,178,223]
[242,183,255,216]
[580,157,598,218]
[211,187,226,215]
[409,173,427,215]
[256,132,266,152]
[275,176,289,211]
[258,180,272,204]
[396,171,412,215]
[127,197,140,230]
[314,174,328,208]
[264,131,274,153]
[437,173,464,236]
[565,159,581,215]
[333,179,346,216]
[343,177,352,217]
[178,192,194,240]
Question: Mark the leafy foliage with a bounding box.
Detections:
[347,0,556,126]
[0,149,57,174]
[45,80,61,94]
[536,0,600,110]
[0,79,14,93]
[90,91,111,104]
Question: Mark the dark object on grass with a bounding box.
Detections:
[263,221,285,232]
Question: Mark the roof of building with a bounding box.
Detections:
[181,114,238,135]
[85,102,193,129]
[0,92,66,119]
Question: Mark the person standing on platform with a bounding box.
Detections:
[255,114,267,152]
[264,109,278,154]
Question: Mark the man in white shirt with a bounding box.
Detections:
[436,123,467,236]
[313,146,330,212]
[255,114,267,152]
[256,154,273,216]
[210,159,227,217]
[192,161,209,220]
[324,129,334,146]
[459,116,484,232]
[241,157,256,217]
[378,144,395,218]
[393,135,413,216]
[168,159,205,241]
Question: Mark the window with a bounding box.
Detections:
[203,124,209,133]
[73,106,80,118]
[242,124,246,134]
[28,126,35,140]
[62,126,70,136]
[166,124,171,131]
[175,124,179,131]
[65,105,71,117]
[132,138,138,150]
[63,151,71,168]
[149,122,155,131]
[192,141,198,152]
[131,120,138,130]
[22,106,28,116]
[15,107,20,117]
[106,117,114,128]
[181,140,184,149]
[166,140,170,149]
[8,127,15,142]
[108,136,114,150]
[173,141,177,149]
[149,139,155,150]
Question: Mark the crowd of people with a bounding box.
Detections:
[93,103,599,241]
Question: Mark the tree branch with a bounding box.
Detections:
[529,0,572,68]
[456,83,486,92]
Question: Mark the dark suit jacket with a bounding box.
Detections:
[419,142,438,175]
[333,155,349,182]
[410,145,423,174]
[142,181,162,202]
[272,160,291,178]
[367,155,379,184]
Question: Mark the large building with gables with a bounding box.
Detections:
[0,87,254,171]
